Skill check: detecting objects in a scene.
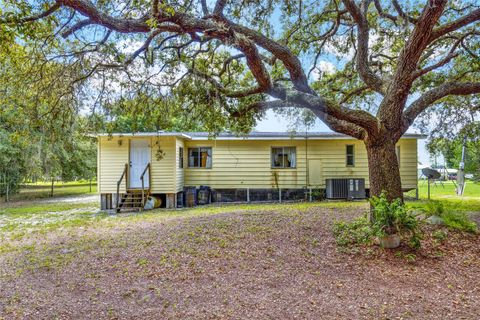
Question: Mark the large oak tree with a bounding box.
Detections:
[1,0,479,200]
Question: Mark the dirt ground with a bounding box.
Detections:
[0,194,98,209]
[0,205,479,319]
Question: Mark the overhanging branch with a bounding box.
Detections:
[429,8,480,42]
[342,0,385,94]
[58,0,151,33]
[235,99,367,140]
[404,82,480,126]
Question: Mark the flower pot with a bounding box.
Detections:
[379,234,400,249]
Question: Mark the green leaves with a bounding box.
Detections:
[370,192,422,249]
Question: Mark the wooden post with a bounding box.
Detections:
[279,188,282,203]
[247,188,250,202]
[309,188,312,202]
[50,178,54,197]
[89,178,92,193]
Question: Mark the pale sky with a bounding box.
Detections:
[255,110,431,166]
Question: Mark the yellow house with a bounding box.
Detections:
[97,132,424,210]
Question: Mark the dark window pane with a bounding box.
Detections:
[188,147,212,168]
[346,145,354,155]
[179,147,184,168]
[271,147,296,168]
[346,145,355,166]
[347,155,354,166]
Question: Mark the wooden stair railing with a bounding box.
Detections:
[140,162,151,209]
[116,163,128,212]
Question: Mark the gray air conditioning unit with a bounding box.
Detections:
[326,178,366,200]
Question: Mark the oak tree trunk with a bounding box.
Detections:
[365,140,403,202]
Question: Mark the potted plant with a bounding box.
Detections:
[370,193,421,249]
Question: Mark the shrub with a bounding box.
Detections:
[421,201,477,233]
[332,215,373,247]
[441,211,477,233]
[333,193,423,249]
[369,192,422,249]
[421,200,447,217]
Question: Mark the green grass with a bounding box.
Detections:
[0,200,364,250]
[0,202,95,216]
[407,199,480,213]
[409,180,480,213]
[0,202,100,238]
[441,211,478,233]
[416,180,480,200]
[22,180,96,187]
[2,181,97,202]
[0,181,478,256]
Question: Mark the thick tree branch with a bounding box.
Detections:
[403,82,480,126]
[233,34,274,95]
[284,89,378,135]
[377,0,448,128]
[342,0,385,94]
[429,8,480,42]
[229,22,314,95]
[412,33,470,79]
[152,0,159,17]
[48,1,316,98]
[213,0,227,16]
[236,99,367,139]
[58,0,151,33]
[395,0,448,78]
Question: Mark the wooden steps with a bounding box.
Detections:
[116,189,150,213]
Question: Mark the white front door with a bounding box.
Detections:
[129,140,151,189]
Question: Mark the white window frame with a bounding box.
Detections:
[188,147,212,168]
[271,147,296,169]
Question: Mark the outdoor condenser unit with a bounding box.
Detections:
[326,178,366,199]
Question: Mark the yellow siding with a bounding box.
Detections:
[176,138,185,192]
[184,140,306,188]
[183,138,418,190]
[397,138,418,189]
[150,137,176,194]
[306,139,368,186]
[98,136,178,194]
[98,135,419,194]
[98,137,129,193]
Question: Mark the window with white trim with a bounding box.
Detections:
[188,147,212,168]
[271,147,296,168]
